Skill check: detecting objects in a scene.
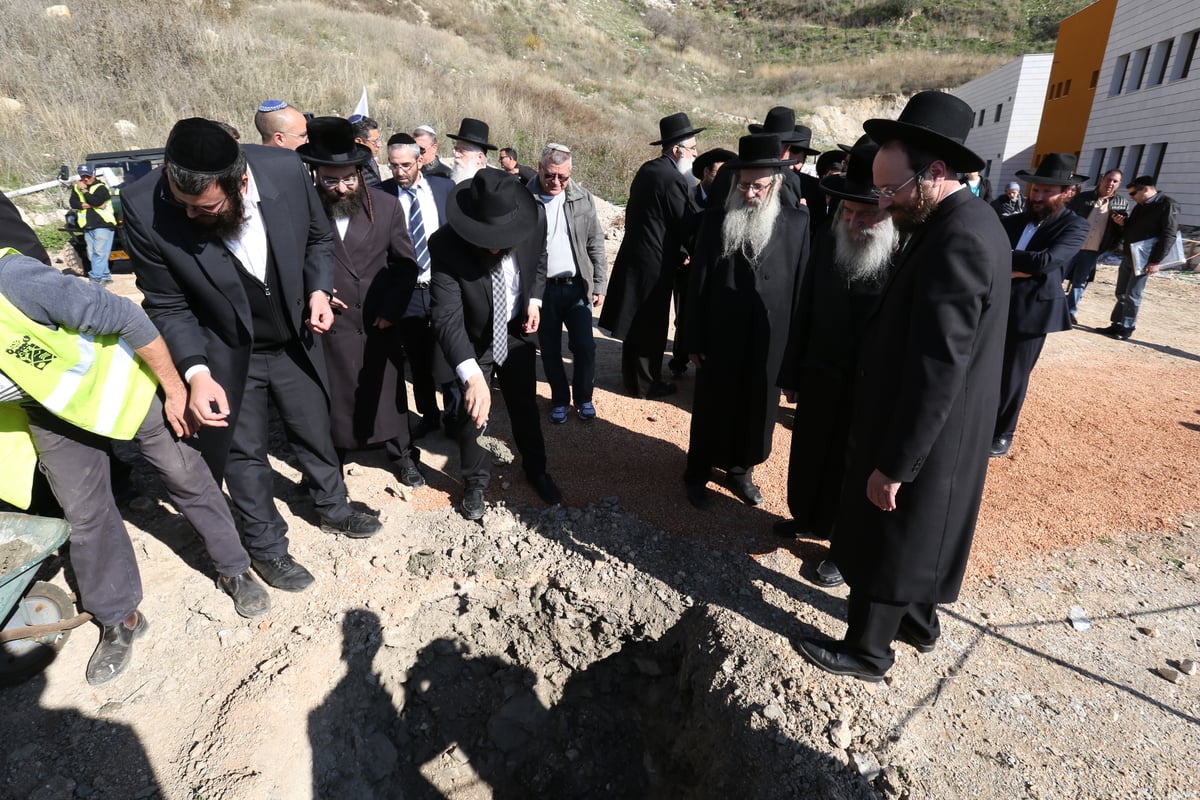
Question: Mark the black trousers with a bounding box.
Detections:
[225,347,348,559]
[619,288,672,396]
[994,333,1047,439]
[844,590,940,672]
[452,330,546,489]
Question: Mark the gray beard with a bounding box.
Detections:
[720,188,781,265]
[451,161,481,184]
[676,156,694,178]
[832,213,899,284]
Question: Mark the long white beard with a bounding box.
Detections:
[832,212,899,284]
[451,161,481,184]
[720,187,781,265]
[676,156,694,178]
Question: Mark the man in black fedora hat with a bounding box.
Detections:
[600,112,704,398]
[796,91,1010,683]
[682,133,809,509]
[691,147,735,209]
[989,153,1088,458]
[429,168,561,520]
[298,117,426,488]
[122,117,383,595]
[776,135,902,589]
[448,117,499,185]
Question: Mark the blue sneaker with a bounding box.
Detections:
[549,405,569,424]
[577,402,596,422]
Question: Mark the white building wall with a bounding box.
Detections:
[954,55,1053,193]
[1080,0,1200,226]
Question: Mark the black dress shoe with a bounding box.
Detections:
[773,519,803,538]
[895,623,938,654]
[813,559,845,587]
[86,612,148,686]
[319,510,383,538]
[644,381,676,399]
[989,436,1011,458]
[252,554,315,592]
[395,460,426,489]
[1116,326,1135,340]
[461,487,485,520]
[685,484,710,509]
[528,472,563,505]
[219,571,271,618]
[726,477,764,506]
[796,637,887,683]
[410,415,440,440]
[1097,323,1123,337]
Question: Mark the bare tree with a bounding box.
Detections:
[645,8,672,40]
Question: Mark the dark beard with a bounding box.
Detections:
[186,190,247,241]
[320,186,365,220]
[1025,193,1066,223]
[888,180,937,233]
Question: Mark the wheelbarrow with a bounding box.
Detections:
[0,512,92,685]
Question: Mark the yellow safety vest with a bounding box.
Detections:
[0,248,158,508]
[73,181,117,227]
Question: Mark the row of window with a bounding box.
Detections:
[1088,142,1168,185]
[1046,70,1101,102]
[970,103,1003,128]
[1109,29,1197,96]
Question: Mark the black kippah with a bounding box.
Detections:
[165,117,240,173]
[387,132,416,147]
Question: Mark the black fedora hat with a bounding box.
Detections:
[1014,153,1088,186]
[296,117,372,167]
[725,134,799,170]
[789,124,821,157]
[815,149,847,177]
[820,134,880,205]
[446,168,540,250]
[447,118,498,151]
[650,112,705,146]
[747,106,804,144]
[692,147,737,179]
[863,91,985,172]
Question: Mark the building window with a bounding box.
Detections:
[1173,30,1198,81]
[1110,54,1130,95]
[1145,142,1168,182]
[1090,148,1107,181]
[1063,79,1072,96]
[994,103,1002,123]
[1106,146,1125,174]
[1129,47,1151,90]
[1149,38,1173,86]
[1090,70,1099,89]
[1125,144,1145,177]
[979,109,986,126]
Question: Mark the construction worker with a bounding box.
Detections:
[68,164,118,284]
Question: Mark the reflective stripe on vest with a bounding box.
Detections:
[73,182,117,227]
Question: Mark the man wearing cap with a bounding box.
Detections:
[990,154,1089,458]
[298,117,425,487]
[447,118,498,185]
[1065,169,1127,321]
[429,169,560,520]
[777,135,901,589]
[682,133,809,509]
[383,132,458,439]
[254,100,309,150]
[68,165,117,284]
[526,142,607,424]
[600,112,703,399]
[349,115,383,187]
[796,91,1010,683]
[122,118,382,595]
[1100,175,1180,340]
[414,125,453,180]
[991,182,1026,219]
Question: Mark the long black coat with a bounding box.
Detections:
[832,189,1010,604]
[599,156,693,340]
[685,205,809,469]
[122,145,335,478]
[323,187,417,448]
[1003,208,1087,337]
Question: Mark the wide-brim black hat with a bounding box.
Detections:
[863,90,985,173]
[650,112,705,146]
[1014,152,1088,186]
[692,147,737,179]
[746,106,805,145]
[296,117,372,167]
[725,134,799,170]
[788,124,821,157]
[446,168,540,250]
[447,118,497,151]
[815,150,847,177]
[820,134,880,205]
[165,117,240,174]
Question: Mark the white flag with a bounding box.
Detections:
[350,87,369,120]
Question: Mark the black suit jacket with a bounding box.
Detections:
[0,193,50,264]
[1002,208,1088,336]
[428,207,548,375]
[122,145,334,473]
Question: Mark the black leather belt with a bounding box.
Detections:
[547,275,576,285]
[414,281,430,289]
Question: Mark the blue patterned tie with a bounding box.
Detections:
[405,188,430,274]
[492,261,509,366]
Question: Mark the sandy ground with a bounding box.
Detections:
[1,242,1198,798]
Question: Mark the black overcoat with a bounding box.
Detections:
[122,145,335,478]
[832,190,1010,604]
[323,187,417,448]
[1002,208,1087,337]
[685,205,809,468]
[599,156,693,339]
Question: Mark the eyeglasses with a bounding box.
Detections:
[280,130,309,141]
[736,178,774,195]
[389,161,416,172]
[167,193,229,217]
[675,142,698,155]
[1128,188,1142,197]
[319,175,359,189]
[540,172,570,185]
[875,169,924,199]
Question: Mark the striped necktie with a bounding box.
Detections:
[405,188,430,274]
[492,261,509,366]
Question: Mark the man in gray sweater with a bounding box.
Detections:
[0,250,269,686]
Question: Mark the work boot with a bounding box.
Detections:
[86,611,148,686]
